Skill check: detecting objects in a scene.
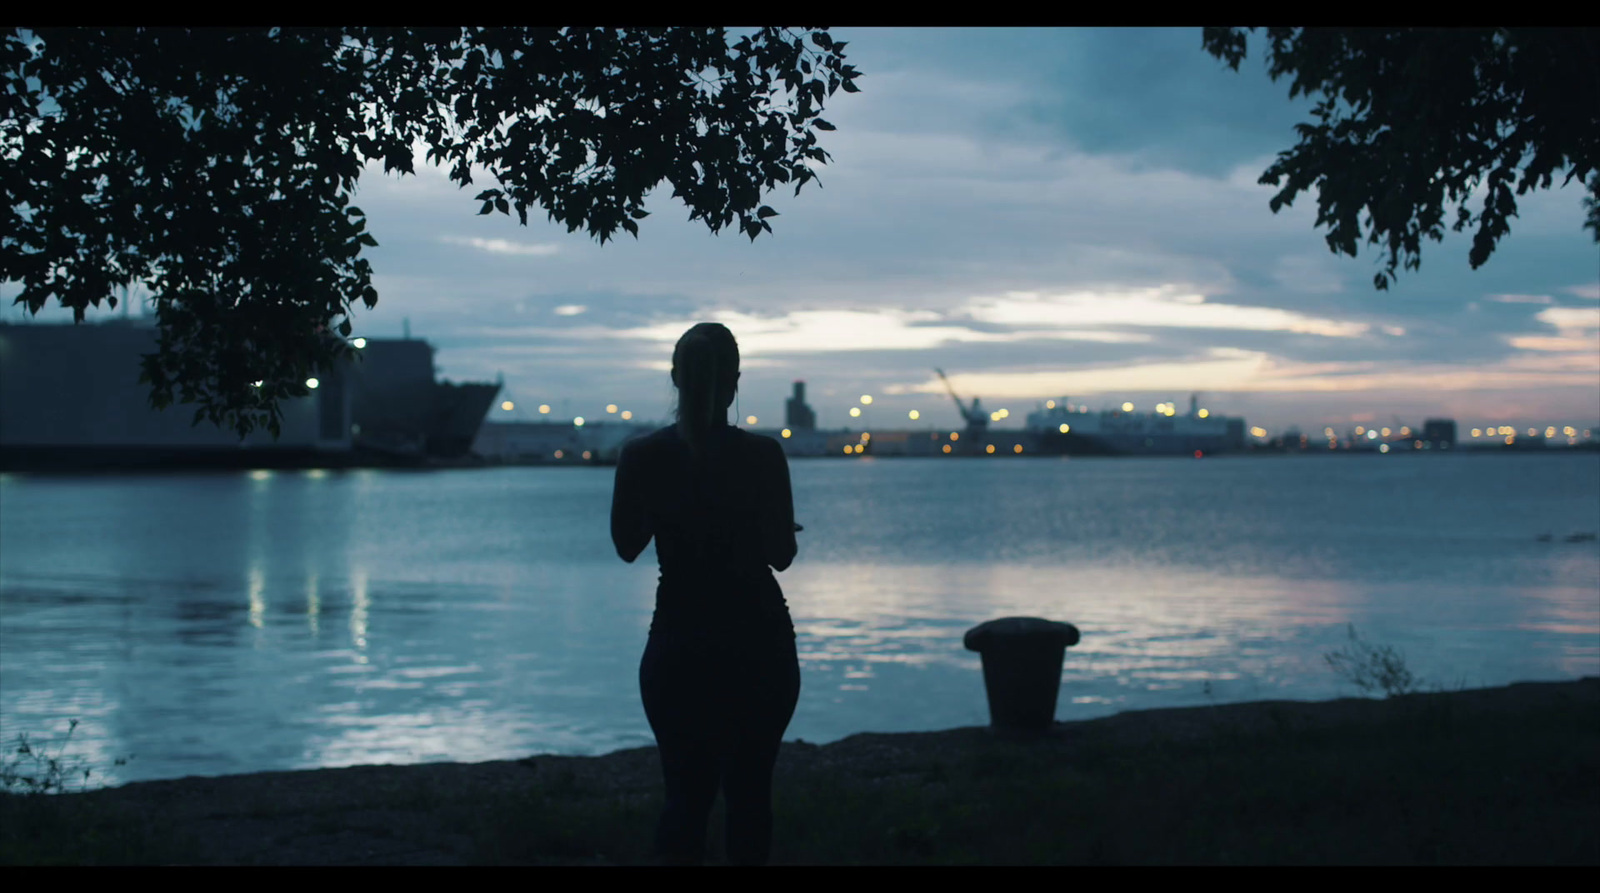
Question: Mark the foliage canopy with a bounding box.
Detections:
[1,27,860,436]
[1203,27,1599,289]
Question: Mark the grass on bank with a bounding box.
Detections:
[4,630,1598,865]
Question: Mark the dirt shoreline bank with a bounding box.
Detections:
[5,676,1597,865]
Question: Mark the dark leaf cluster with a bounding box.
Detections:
[1203,27,1600,290]
[0,27,860,436]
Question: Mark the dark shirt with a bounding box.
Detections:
[611,423,798,637]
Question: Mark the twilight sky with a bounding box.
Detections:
[10,28,1599,434]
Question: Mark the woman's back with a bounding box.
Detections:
[611,422,797,634]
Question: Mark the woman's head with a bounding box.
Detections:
[672,322,740,450]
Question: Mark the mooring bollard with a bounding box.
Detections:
[963,617,1081,735]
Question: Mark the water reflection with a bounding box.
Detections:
[306,573,320,636]
[0,454,1595,785]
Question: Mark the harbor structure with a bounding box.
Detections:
[0,319,498,470]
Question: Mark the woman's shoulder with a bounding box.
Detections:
[619,425,679,457]
[731,427,786,457]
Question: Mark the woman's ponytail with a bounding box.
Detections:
[673,323,739,456]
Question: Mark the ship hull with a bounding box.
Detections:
[0,321,498,472]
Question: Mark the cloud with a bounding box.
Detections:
[1568,283,1600,300]
[1487,293,1555,304]
[553,305,587,316]
[440,236,561,256]
[958,287,1371,338]
[1509,336,1598,352]
[1535,305,1600,334]
[902,345,1598,402]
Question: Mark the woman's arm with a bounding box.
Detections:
[610,441,652,563]
[761,438,798,572]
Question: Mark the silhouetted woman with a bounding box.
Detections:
[610,322,801,866]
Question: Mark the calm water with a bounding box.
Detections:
[2,452,1597,786]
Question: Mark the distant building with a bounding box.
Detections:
[1422,419,1456,449]
[785,381,816,431]
[1225,418,1246,451]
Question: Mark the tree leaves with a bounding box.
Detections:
[1206,26,1599,291]
[1,26,862,436]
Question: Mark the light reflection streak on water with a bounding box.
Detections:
[306,573,319,636]
[350,567,369,656]
[247,564,265,630]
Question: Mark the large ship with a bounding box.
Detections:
[344,337,501,462]
[1025,394,1245,456]
[0,318,499,470]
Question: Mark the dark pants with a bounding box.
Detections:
[639,622,801,865]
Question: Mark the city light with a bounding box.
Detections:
[539,404,550,414]
[574,417,585,427]
[1198,408,1209,418]
[843,445,852,455]
[1251,426,1267,438]
[942,444,952,454]
[854,443,864,453]
[1324,427,1335,437]
[620,410,632,420]
[1506,435,1515,444]
[1367,430,1378,440]
[351,338,367,349]
[985,444,995,454]
[1527,428,1538,437]
[1122,402,1134,412]
[306,378,319,389]
[1355,426,1365,435]
[860,395,873,405]
[1013,444,1023,454]
[1046,400,1056,409]
[554,450,564,459]
[990,412,1000,422]
[861,432,871,442]
[606,404,617,413]
[1058,423,1070,433]
[252,381,263,388]
[1471,428,1482,438]
[850,407,861,417]
[747,415,758,425]
[581,450,591,460]
[781,429,792,438]
[909,410,920,420]
[1400,427,1411,436]
[1564,426,1576,437]
[501,401,514,411]
[950,432,960,441]
[1381,427,1391,437]
[998,408,1009,419]
[1380,443,1390,453]
[1545,427,1556,438]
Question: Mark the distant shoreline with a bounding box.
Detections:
[2,439,1594,474]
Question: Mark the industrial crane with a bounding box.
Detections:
[934,368,988,440]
